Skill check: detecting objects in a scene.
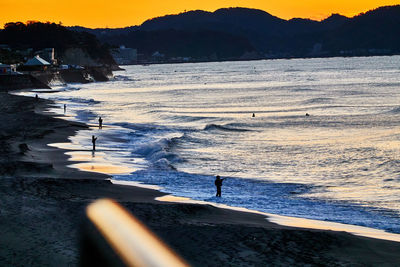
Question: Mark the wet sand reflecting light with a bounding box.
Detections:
[71,163,134,174]
[156,195,400,243]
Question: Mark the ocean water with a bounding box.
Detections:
[31,56,400,233]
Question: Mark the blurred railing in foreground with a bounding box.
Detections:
[80,199,189,267]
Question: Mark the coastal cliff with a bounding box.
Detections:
[0,21,118,90]
[31,67,113,85]
[0,22,118,67]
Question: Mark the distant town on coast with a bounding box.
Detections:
[0,5,399,90]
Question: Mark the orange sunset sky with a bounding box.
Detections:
[1,0,399,28]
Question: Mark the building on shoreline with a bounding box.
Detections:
[0,63,17,75]
[22,55,51,71]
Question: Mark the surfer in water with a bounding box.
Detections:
[215,175,225,197]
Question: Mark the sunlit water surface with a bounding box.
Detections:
[28,56,400,233]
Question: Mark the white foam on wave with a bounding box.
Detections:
[110,179,162,190]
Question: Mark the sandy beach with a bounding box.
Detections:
[1,91,400,266]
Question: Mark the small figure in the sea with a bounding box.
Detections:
[92,135,97,151]
[305,113,310,117]
[63,104,66,113]
[98,116,103,129]
[252,113,255,118]
[215,175,225,197]
[35,94,38,101]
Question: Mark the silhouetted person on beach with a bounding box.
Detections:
[64,104,66,113]
[98,117,103,129]
[215,175,225,197]
[252,113,255,117]
[92,135,97,151]
[35,94,38,101]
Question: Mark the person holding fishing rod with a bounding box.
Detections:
[214,175,225,197]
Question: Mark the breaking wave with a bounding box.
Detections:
[204,124,252,132]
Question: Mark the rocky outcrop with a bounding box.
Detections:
[59,69,92,83]
[0,66,113,91]
[33,67,113,86]
[29,71,65,86]
[86,66,113,81]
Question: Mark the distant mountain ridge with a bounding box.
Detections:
[71,5,400,61]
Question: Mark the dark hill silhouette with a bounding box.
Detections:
[137,8,288,54]
[141,8,285,35]
[321,14,350,28]
[322,6,400,53]
[72,25,139,37]
[70,5,400,61]
[138,7,353,51]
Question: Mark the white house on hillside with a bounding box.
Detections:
[25,55,51,66]
[23,55,51,71]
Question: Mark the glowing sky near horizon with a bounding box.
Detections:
[1,0,399,28]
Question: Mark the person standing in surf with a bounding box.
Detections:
[98,116,103,129]
[92,135,97,151]
[215,175,225,197]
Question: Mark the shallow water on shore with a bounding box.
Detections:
[24,56,400,234]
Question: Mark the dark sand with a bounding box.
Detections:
[1,92,400,266]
